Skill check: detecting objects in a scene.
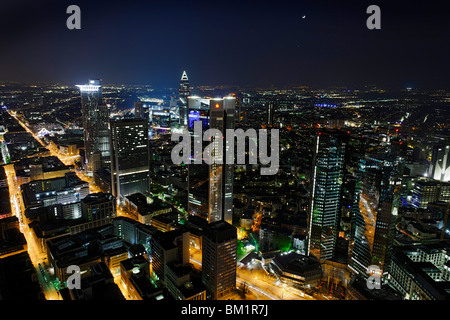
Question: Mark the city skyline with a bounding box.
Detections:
[1,0,450,309]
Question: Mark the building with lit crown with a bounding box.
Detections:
[76,79,110,174]
[178,71,190,128]
[187,96,235,224]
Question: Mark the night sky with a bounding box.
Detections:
[0,0,449,89]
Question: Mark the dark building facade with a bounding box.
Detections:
[109,119,150,202]
[201,220,237,299]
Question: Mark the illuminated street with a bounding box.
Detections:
[4,162,61,300]
[189,248,314,301]
[4,110,132,300]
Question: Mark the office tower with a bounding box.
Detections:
[150,229,190,286]
[178,71,190,128]
[235,95,242,122]
[81,192,116,223]
[411,179,450,209]
[76,79,110,174]
[430,144,450,182]
[134,101,144,119]
[21,172,89,209]
[209,98,235,224]
[187,97,235,224]
[110,119,150,203]
[307,130,347,261]
[266,101,275,126]
[349,151,401,284]
[201,220,237,300]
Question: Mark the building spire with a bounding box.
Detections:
[181,70,189,81]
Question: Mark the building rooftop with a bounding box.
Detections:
[81,192,115,205]
[68,262,125,300]
[202,220,237,243]
[120,255,149,272]
[392,245,450,300]
[151,229,185,251]
[272,252,321,275]
[167,262,206,299]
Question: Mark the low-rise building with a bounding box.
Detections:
[0,216,27,258]
[270,252,322,288]
[64,262,125,300]
[125,193,173,225]
[389,242,450,300]
[120,255,168,300]
[166,262,206,300]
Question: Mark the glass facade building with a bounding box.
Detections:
[76,79,110,174]
[109,119,150,203]
[187,97,235,224]
[349,151,401,284]
[178,71,190,129]
[308,130,347,261]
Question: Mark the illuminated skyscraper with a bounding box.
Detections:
[430,144,450,182]
[187,96,235,224]
[178,71,190,129]
[201,220,237,299]
[109,119,149,203]
[76,79,110,174]
[307,130,347,261]
[349,151,401,285]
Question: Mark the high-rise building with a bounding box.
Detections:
[178,71,190,129]
[430,144,450,182]
[76,79,110,174]
[150,229,189,286]
[187,96,235,224]
[201,220,237,300]
[134,101,144,119]
[266,101,275,126]
[307,130,347,261]
[110,119,150,203]
[349,151,401,285]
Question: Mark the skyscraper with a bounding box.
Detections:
[178,71,190,129]
[266,101,275,126]
[430,144,450,182]
[201,220,237,300]
[307,130,347,261]
[109,119,150,203]
[76,79,110,174]
[187,96,235,224]
[134,101,144,119]
[349,151,401,284]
